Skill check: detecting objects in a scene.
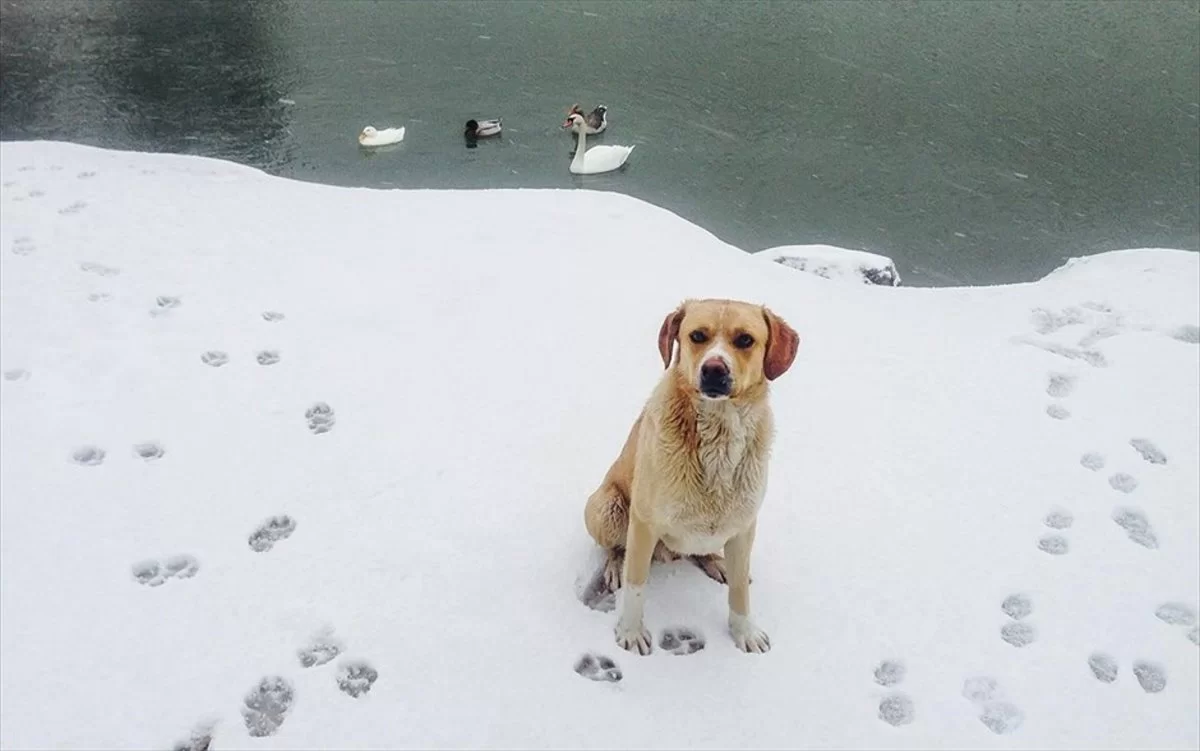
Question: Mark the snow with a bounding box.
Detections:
[757,243,902,286]
[1,141,1198,750]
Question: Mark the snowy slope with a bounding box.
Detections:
[757,244,902,286]
[1,142,1197,751]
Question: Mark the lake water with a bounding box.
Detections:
[2,0,1197,285]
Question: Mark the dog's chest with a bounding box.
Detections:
[657,405,768,552]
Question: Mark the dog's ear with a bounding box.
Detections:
[762,307,799,381]
[657,304,686,369]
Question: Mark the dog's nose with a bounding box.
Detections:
[699,358,732,397]
[700,358,729,379]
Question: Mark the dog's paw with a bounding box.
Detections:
[729,613,771,654]
[615,623,653,655]
[602,552,624,592]
[691,554,728,584]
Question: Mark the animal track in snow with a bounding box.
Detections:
[1154,602,1197,627]
[11,236,35,255]
[248,515,296,552]
[577,563,616,612]
[27,188,44,198]
[298,633,343,668]
[242,676,294,737]
[256,350,281,366]
[962,676,997,703]
[961,676,1023,735]
[1044,509,1073,529]
[1002,594,1032,620]
[1170,324,1199,343]
[200,350,228,367]
[1088,652,1118,683]
[77,171,96,179]
[1112,507,1158,549]
[1001,622,1037,647]
[1031,307,1085,334]
[1037,534,1069,555]
[3,368,30,381]
[164,555,200,579]
[261,311,285,322]
[337,661,379,697]
[58,200,87,215]
[133,441,164,461]
[71,445,105,466]
[1078,325,1123,347]
[659,627,705,656]
[171,726,213,751]
[1130,438,1166,465]
[1108,473,1138,493]
[1046,373,1075,397]
[306,402,336,434]
[1046,404,1070,420]
[1080,452,1106,471]
[1132,661,1166,693]
[574,653,622,682]
[80,261,119,276]
[872,661,914,726]
[132,555,199,586]
[88,292,112,303]
[873,660,906,686]
[979,702,1025,734]
[878,694,915,726]
[1013,337,1108,367]
[155,295,182,310]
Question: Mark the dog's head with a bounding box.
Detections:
[657,299,799,400]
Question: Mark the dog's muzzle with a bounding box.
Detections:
[699,357,733,398]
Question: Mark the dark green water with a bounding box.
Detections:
[2,0,1197,285]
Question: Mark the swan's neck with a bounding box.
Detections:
[571,127,587,170]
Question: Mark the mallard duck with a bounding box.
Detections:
[465,118,502,138]
[564,104,608,135]
[563,112,633,174]
[358,126,406,147]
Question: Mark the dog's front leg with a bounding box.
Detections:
[726,521,771,653]
[614,513,656,655]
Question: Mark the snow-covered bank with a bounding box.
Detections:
[1,142,1197,750]
[757,244,902,286]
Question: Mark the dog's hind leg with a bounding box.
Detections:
[689,554,728,584]
[586,483,630,592]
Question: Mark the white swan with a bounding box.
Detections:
[564,113,634,175]
[358,126,406,147]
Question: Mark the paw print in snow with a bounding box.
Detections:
[574,653,622,683]
[659,627,705,656]
[242,676,294,737]
[248,515,296,552]
[337,661,379,697]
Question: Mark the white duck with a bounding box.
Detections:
[358,125,406,147]
[564,112,634,175]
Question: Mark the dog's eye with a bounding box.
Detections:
[689,330,708,344]
[733,333,754,349]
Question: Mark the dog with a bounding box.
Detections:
[584,298,799,654]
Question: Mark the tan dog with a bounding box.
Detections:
[584,298,799,654]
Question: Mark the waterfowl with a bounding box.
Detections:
[358,126,406,147]
[564,112,633,175]
[465,118,503,138]
[564,104,608,135]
